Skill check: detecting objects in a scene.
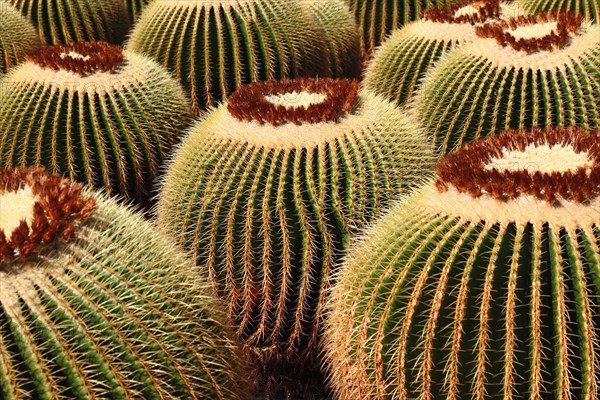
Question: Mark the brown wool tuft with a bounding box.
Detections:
[227,78,359,126]
[424,0,500,24]
[0,168,96,263]
[475,11,582,52]
[26,41,124,76]
[435,126,599,204]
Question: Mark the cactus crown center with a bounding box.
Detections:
[27,41,124,76]
[435,127,599,204]
[424,0,500,24]
[0,168,96,264]
[475,11,582,52]
[227,78,359,126]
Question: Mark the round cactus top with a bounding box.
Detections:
[463,11,598,71]
[27,41,124,76]
[418,127,599,228]
[227,78,359,126]
[435,126,599,203]
[476,11,582,52]
[424,0,500,24]
[0,168,96,264]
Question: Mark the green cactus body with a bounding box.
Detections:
[516,0,599,22]
[325,126,600,400]
[7,0,129,45]
[0,167,250,400]
[0,42,193,207]
[126,0,331,114]
[415,12,600,154]
[157,78,435,363]
[364,0,524,107]
[303,0,362,78]
[0,1,41,75]
[125,0,151,23]
[344,0,464,54]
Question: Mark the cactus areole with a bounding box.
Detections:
[0,168,95,263]
[26,41,124,76]
[227,78,359,125]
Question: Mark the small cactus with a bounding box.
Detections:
[325,126,600,399]
[127,0,331,114]
[415,11,600,154]
[364,0,521,107]
[344,0,464,54]
[0,167,250,400]
[0,0,41,75]
[515,0,599,22]
[303,0,362,78]
[157,78,435,364]
[0,41,193,207]
[6,0,129,45]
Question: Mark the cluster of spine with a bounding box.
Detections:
[515,0,599,22]
[325,126,600,400]
[6,0,129,45]
[0,41,193,207]
[0,167,250,399]
[157,78,435,363]
[303,0,362,78]
[0,168,95,260]
[344,0,463,54]
[363,0,502,107]
[227,78,359,124]
[126,0,331,114]
[475,11,582,51]
[26,41,124,76]
[0,1,41,74]
[415,11,600,154]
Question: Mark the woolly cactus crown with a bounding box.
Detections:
[0,1,41,75]
[6,0,129,45]
[415,11,600,154]
[0,167,250,399]
[157,77,435,368]
[364,0,511,107]
[0,41,193,207]
[127,0,331,114]
[326,126,600,399]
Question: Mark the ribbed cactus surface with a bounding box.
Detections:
[364,0,517,107]
[0,167,250,400]
[6,0,129,45]
[515,0,599,22]
[125,0,150,23]
[127,0,331,114]
[344,0,462,54]
[157,78,435,363]
[0,1,41,74]
[0,42,193,207]
[304,0,361,78]
[415,12,600,154]
[325,126,600,400]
